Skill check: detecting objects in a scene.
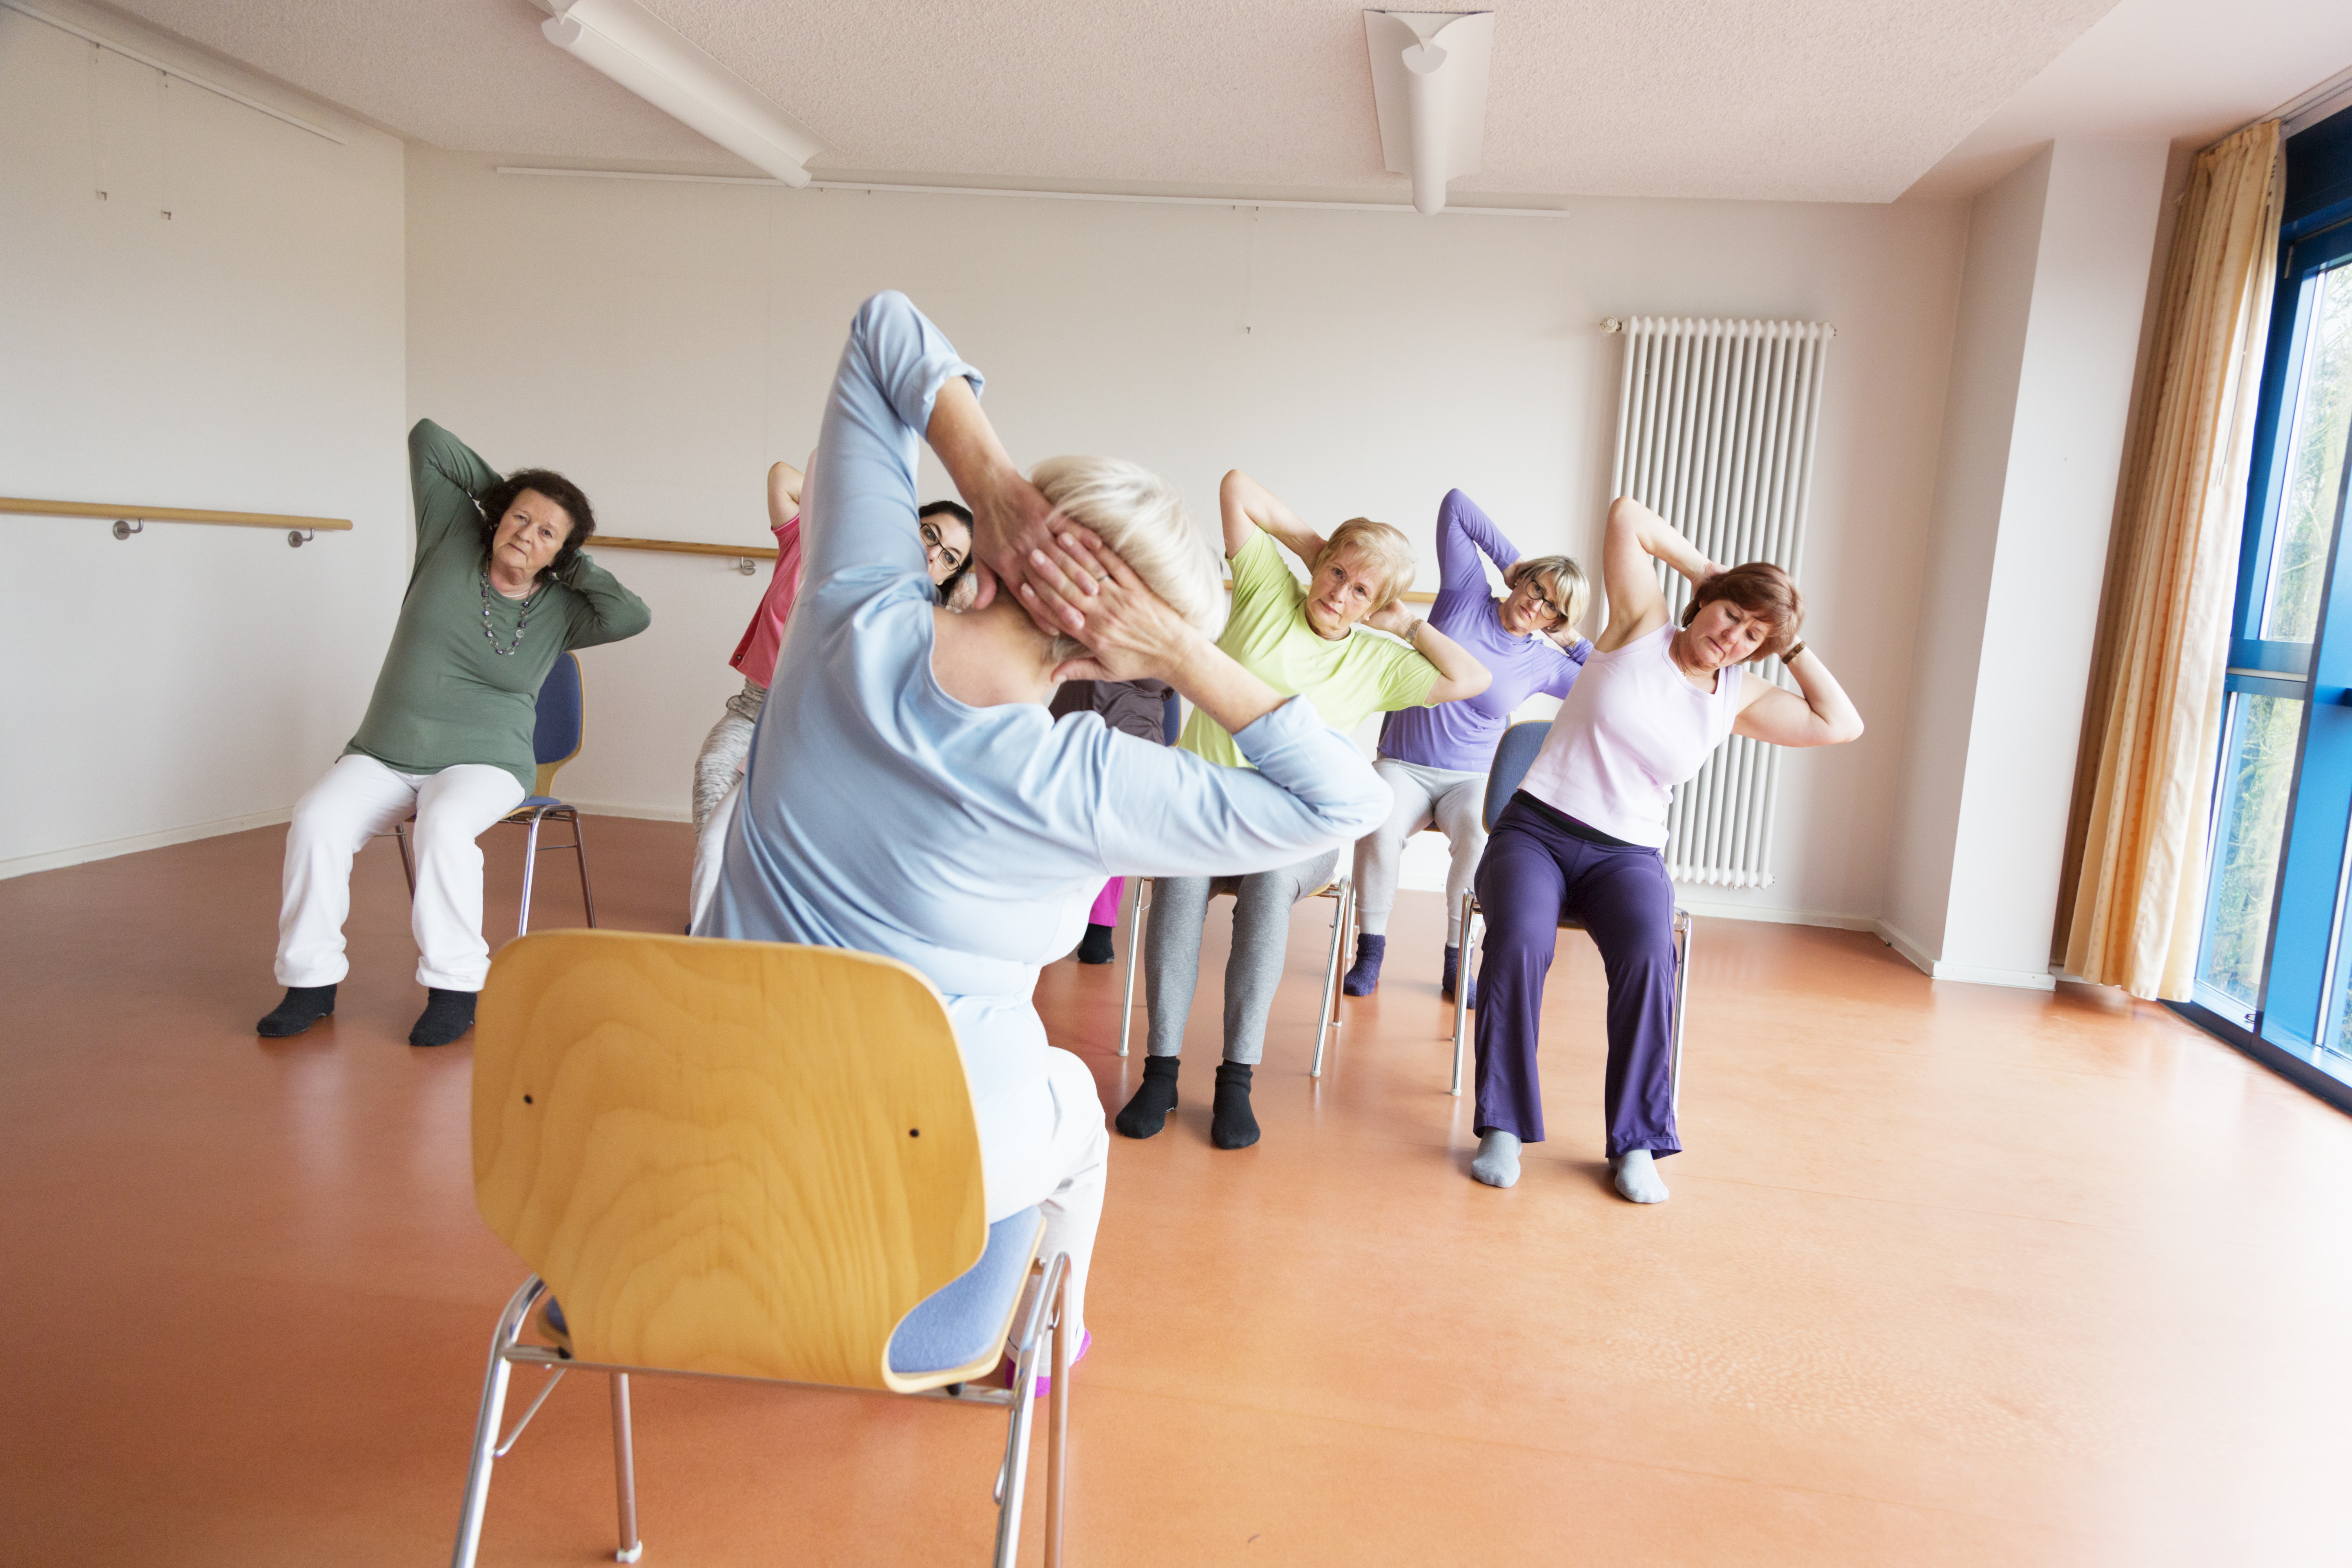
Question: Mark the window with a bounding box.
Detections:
[2180,101,2352,1103]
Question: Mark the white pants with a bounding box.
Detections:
[275,754,526,991]
[987,1047,1109,1349]
[1352,755,1488,945]
[687,777,741,934]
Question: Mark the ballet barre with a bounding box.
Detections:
[2,496,352,547]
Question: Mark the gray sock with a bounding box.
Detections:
[1470,1129,1521,1188]
[1611,1149,1670,1203]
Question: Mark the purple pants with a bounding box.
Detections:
[1090,877,1124,927]
[1471,795,1681,1158]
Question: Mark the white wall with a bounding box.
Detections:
[0,2,408,876]
[1882,138,2170,985]
[405,150,1968,926]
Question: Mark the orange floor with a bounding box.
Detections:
[5,816,2352,1566]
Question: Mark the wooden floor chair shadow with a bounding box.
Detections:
[452,929,1074,1567]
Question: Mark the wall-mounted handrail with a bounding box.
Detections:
[595,534,777,560]
[592,532,1442,602]
[1,497,352,530]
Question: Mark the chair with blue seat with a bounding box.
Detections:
[395,649,595,936]
[452,929,1075,1568]
[1450,720,1695,1104]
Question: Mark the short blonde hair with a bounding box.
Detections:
[1503,554,1590,635]
[1312,518,1417,616]
[1029,455,1224,665]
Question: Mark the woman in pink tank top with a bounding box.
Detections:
[1466,496,1864,1203]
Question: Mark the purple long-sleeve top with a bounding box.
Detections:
[1376,489,1588,773]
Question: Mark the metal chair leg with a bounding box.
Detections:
[1310,879,1348,1078]
[991,1255,1064,1568]
[450,1277,546,1568]
[1669,909,1692,1116]
[1117,878,1151,1058]
[569,808,598,929]
[1045,1264,1070,1568]
[1451,892,1477,1098]
[610,1373,642,1564]
[395,822,416,894]
[517,813,545,937]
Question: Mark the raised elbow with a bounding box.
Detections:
[1829,715,1865,746]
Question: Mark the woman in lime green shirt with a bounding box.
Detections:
[1116,468,1490,1149]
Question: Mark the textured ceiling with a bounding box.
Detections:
[101,0,2126,203]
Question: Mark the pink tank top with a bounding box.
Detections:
[1516,623,1744,847]
[727,512,804,685]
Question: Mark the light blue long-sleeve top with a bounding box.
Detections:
[703,292,1389,1212]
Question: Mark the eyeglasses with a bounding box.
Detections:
[1514,580,1568,625]
[920,519,965,570]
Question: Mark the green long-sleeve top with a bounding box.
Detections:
[343,420,652,795]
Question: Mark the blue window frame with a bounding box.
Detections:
[2179,102,2352,1108]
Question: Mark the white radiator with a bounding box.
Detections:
[1607,316,1832,891]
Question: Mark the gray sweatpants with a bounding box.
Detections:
[692,678,766,832]
[1142,847,1341,1065]
[1352,755,1487,944]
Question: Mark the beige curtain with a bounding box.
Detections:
[2061,122,2284,1000]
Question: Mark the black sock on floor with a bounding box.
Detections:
[256,984,336,1038]
[1211,1061,1259,1150]
[409,987,477,1048]
[1114,1055,1180,1138]
[1076,922,1116,965]
[1341,933,1386,997]
[1441,944,1473,1005]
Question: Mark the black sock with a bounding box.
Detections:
[256,984,336,1038]
[1076,922,1116,965]
[1114,1055,1180,1138]
[1211,1061,1259,1150]
[409,987,477,1048]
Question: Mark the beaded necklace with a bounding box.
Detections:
[479,572,541,656]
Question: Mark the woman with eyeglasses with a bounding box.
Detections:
[1343,490,1590,1003]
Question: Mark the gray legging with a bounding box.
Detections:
[1142,847,1341,1065]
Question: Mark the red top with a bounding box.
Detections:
[727,512,805,685]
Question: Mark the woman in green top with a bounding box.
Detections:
[1116,468,1490,1149]
[257,420,652,1048]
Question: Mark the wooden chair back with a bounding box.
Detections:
[472,930,989,1393]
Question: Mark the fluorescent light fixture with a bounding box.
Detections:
[534,0,824,187]
[1363,10,1494,216]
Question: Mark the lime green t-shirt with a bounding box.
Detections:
[1178,531,1440,769]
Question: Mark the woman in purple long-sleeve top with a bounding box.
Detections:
[1343,490,1590,1000]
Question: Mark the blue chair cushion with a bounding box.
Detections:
[533,652,584,766]
[1483,721,1554,833]
[886,1207,1044,1377]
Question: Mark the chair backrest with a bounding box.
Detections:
[473,930,990,1394]
[1483,720,1553,832]
[532,650,585,797]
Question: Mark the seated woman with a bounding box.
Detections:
[1047,676,1177,964]
[685,454,971,924]
[701,292,1388,1372]
[1117,470,1491,1152]
[1345,488,1591,1002]
[258,421,651,1047]
[1468,496,1862,1202]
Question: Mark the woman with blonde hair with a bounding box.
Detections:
[1345,488,1592,1002]
[701,294,1389,1380]
[1116,470,1491,1151]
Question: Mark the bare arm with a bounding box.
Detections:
[1364,600,1492,704]
[1596,495,1723,652]
[1220,468,1327,565]
[1026,529,1289,737]
[1732,649,1864,747]
[765,460,804,528]
[925,376,1065,633]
